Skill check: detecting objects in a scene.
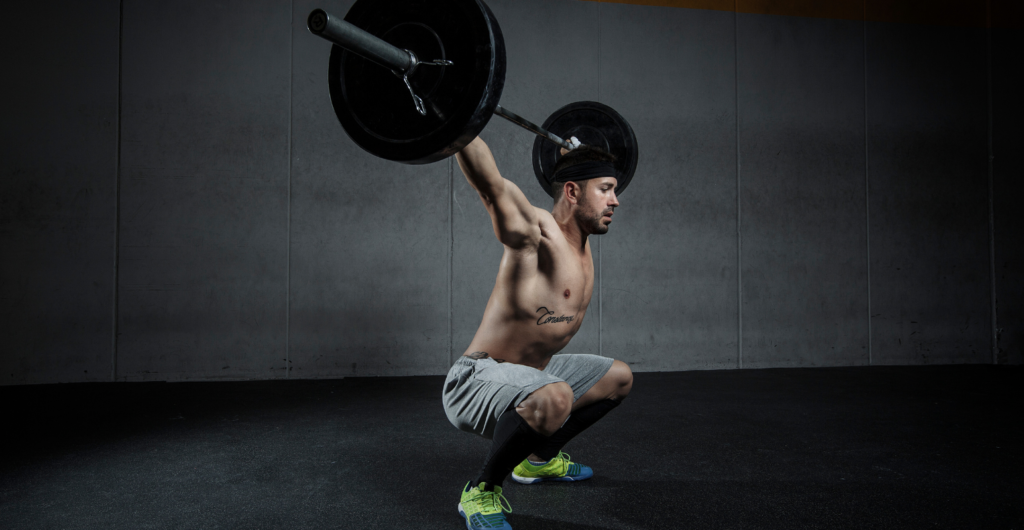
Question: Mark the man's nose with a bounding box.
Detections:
[609,193,619,207]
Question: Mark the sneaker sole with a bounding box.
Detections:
[511,469,593,484]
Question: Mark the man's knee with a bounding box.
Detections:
[609,360,633,400]
[516,382,573,436]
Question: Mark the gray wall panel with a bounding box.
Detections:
[451,0,602,362]
[992,28,1024,365]
[3,1,1008,385]
[599,4,739,371]
[866,23,990,365]
[0,1,119,385]
[118,0,291,380]
[738,14,869,368]
[289,0,451,378]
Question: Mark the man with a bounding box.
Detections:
[443,136,634,530]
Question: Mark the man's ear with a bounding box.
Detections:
[565,182,581,205]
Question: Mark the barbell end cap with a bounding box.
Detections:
[307,9,328,34]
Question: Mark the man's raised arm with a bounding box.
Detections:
[456,137,540,249]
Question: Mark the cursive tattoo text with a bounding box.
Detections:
[536,307,576,325]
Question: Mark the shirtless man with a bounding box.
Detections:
[443,136,634,530]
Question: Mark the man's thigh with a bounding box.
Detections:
[543,354,615,402]
[442,358,563,439]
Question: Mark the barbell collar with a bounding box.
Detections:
[307,8,416,75]
[494,105,572,150]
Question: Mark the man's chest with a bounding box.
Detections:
[537,243,594,312]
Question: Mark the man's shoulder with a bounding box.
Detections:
[533,206,555,221]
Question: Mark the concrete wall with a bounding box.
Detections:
[117,0,292,381]
[992,26,1024,365]
[737,14,869,368]
[2,0,1018,384]
[599,5,739,371]
[1,2,119,384]
[291,0,451,378]
[866,22,990,365]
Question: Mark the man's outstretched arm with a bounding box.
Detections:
[456,137,540,249]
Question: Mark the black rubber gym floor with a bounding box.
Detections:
[1,365,1021,529]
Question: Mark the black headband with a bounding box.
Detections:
[551,160,616,183]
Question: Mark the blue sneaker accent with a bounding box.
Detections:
[461,510,513,529]
[560,461,593,481]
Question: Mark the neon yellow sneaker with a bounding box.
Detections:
[458,482,513,530]
[510,452,594,484]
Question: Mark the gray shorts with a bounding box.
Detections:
[442,354,615,439]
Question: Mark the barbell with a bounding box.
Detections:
[307,0,638,197]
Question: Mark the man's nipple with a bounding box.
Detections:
[564,289,571,299]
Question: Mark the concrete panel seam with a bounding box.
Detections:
[986,20,997,364]
[286,0,295,378]
[448,157,454,367]
[734,3,742,370]
[863,12,872,366]
[112,0,125,382]
[597,0,603,359]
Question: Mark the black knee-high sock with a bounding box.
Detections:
[532,399,621,461]
[474,408,547,489]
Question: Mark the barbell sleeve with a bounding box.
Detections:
[307,9,416,74]
[493,105,573,150]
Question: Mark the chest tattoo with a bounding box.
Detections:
[536,306,576,325]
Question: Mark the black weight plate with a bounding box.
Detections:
[532,101,639,197]
[329,0,505,164]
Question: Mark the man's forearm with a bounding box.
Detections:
[456,137,504,199]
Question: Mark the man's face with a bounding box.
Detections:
[574,177,619,235]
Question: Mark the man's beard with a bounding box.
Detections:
[576,195,612,235]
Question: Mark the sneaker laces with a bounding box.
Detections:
[553,452,572,475]
[470,483,512,515]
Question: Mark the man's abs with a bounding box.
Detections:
[463,283,591,368]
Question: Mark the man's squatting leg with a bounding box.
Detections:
[529,360,633,462]
[474,381,574,489]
